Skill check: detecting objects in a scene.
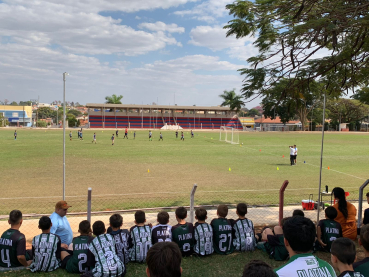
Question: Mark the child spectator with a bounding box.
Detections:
[243,260,277,277]
[257,222,288,261]
[274,216,336,277]
[129,210,152,262]
[292,210,304,217]
[316,206,342,252]
[61,220,93,273]
[331,238,364,277]
[146,242,182,277]
[172,207,194,257]
[193,208,213,256]
[353,224,369,275]
[107,214,131,265]
[152,211,172,244]
[233,203,256,252]
[87,220,125,276]
[363,192,369,225]
[210,204,234,255]
[0,210,32,268]
[30,216,61,272]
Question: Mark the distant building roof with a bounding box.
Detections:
[254,116,300,124]
[86,103,231,111]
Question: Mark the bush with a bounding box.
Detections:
[37,120,47,128]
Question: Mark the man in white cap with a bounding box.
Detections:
[50,200,73,248]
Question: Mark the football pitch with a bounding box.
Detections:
[0,129,368,216]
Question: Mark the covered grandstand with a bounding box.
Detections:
[86,104,242,129]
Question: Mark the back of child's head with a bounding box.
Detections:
[175,207,187,220]
[135,210,146,224]
[146,242,182,277]
[195,208,207,221]
[366,192,369,197]
[242,260,277,277]
[325,206,338,220]
[331,237,356,265]
[92,220,105,236]
[283,216,315,253]
[109,214,123,228]
[217,205,228,218]
[9,210,22,225]
[39,216,52,230]
[157,211,169,225]
[292,209,304,217]
[237,203,247,217]
[360,224,369,252]
[79,220,91,234]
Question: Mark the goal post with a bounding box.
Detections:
[219,126,239,145]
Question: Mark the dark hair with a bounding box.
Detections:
[157,211,169,225]
[79,220,91,234]
[109,214,123,228]
[39,216,52,230]
[237,203,248,216]
[332,187,348,219]
[195,208,207,221]
[242,260,277,277]
[292,210,304,217]
[331,237,356,265]
[283,216,315,253]
[92,221,105,236]
[135,210,146,224]
[9,210,22,225]
[146,242,182,277]
[175,207,187,220]
[325,206,338,220]
[217,205,228,218]
[360,224,369,251]
[366,192,369,197]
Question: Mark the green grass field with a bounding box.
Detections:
[0,129,368,215]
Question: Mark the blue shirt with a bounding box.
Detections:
[49,212,73,245]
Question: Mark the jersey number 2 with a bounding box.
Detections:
[219,234,232,252]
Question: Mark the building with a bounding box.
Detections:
[239,117,255,129]
[85,104,242,129]
[254,117,301,131]
[0,105,32,127]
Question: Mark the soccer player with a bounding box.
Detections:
[175,130,178,139]
[129,210,152,262]
[180,131,184,141]
[191,130,194,138]
[149,131,152,141]
[111,134,115,145]
[294,144,298,164]
[331,238,364,277]
[316,206,342,252]
[124,127,128,139]
[134,131,136,139]
[116,129,119,138]
[289,145,295,166]
[92,132,96,144]
[146,242,182,277]
[232,203,256,252]
[69,131,72,141]
[172,207,194,257]
[87,220,125,276]
[80,130,83,140]
[61,220,93,273]
[152,211,172,244]
[243,260,277,277]
[107,214,131,265]
[193,208,213,256]
[30,216,61,272]
[274,216,336,277]
[14,130,17,140]
[158,132,163,141]
[354,224,369,275]
[211,204,234,255]
[78,130,80,139]
[0,210,33,268]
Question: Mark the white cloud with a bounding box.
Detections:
[138,21,185,33]
[135,16,141,20]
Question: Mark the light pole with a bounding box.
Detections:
[63,72,69,200]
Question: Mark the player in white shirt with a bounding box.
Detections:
[289,146,295,166]
[294,145,298,165]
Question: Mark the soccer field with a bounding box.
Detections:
[0,129,368,216]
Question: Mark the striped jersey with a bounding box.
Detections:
[211,218,234,255]
[129,225,152,262]
[88,234,124,277]
[152,224,172,244]
[0,229,27,268]
[232,218,256,251]
[108,229,131,264]
[65,235,94,273]
[338,272,364,277]
[193,222,213,256]
[30,233,61,272]
[172,223,194,256]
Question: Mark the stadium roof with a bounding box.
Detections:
[86,103,231,111]
[254,117,300,124]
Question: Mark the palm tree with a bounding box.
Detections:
[105,94,123,104]
[219,89,244,113]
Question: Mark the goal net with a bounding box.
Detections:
[219,126,240,145]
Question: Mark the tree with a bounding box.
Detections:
[67,109,82,117]
[4,99,9,105]
[219,89,245,113]
[352,87,369,105]
[246,109,259,117]
[224,0,369,102]
[10,101,18,106]
[19,101,32,106]
[326,99,369,123]
[105,94,123,104]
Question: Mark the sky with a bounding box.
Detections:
[0,0,261,108]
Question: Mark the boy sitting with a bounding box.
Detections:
[0,210,33,268]
[257,221,288,261]
[171,207,194,257]
[107,214,131,265]
[331,238,364,277]
[61,220,93,273]
[210,204,234,255]
[30,216,61,272]
[193,208,213,256]
[129,210,152,263]
[152,211,172,244]
[233,203,256,252]
[243,260,277,277]
[353,224,369,275]
[316,206,342,252]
